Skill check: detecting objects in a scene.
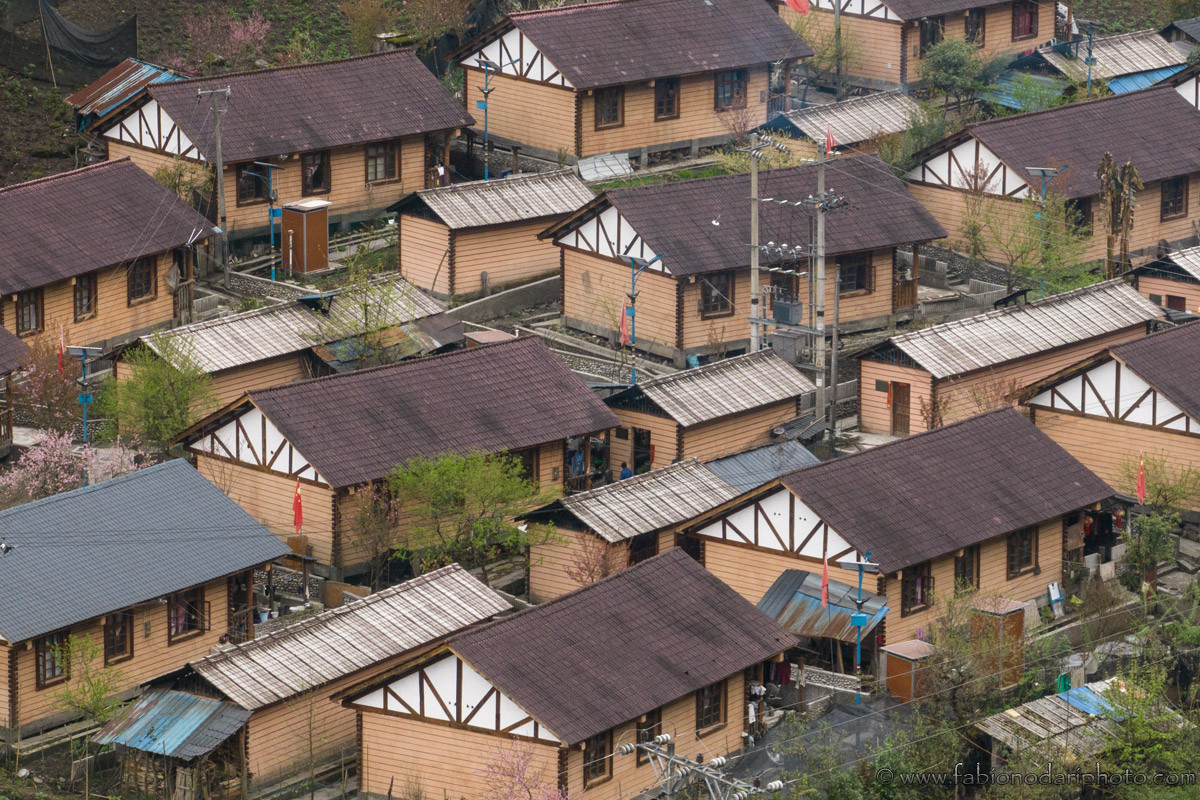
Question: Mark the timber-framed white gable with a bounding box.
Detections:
[807,0,900,22]
[1176,76,1200,110]
[1028,357,1200,434]
[184,404,327,484]
[906,136,1030,198]
[691,485,860,563]
[553,203,667,273]
[102,97,206,161]
[348,651,562,744]
[462,26,574,88]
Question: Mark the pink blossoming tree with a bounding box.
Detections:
[0,430,153,507]
[479,742,570,800]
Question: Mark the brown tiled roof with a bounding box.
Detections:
[150,51,473,163]
[883,0,1040,18]
[450,548,793,744]
[0,328,28,374]
[246,336,618,487]
[962,85,1200,199]
[1111,321,1200,421]
[592,155,945,276]
[781,408,1111,574]
[493,0,812,89]
[0,159,214,295]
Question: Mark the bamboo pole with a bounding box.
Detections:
[37,1,57,88]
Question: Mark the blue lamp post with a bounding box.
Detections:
[66,345,102,485]
[619,253,663,385]
[242,161,281,278]
[1026,164,1070,297]
[839,551,880,705]
[475,57,520,181]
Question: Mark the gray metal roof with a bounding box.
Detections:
[757,569,888,643]
[557,460,739,543]
[1167,245,1200,280]
[404,170,593,229]
[191,564,510,709]
[633,350,817,427]
[0,460,289,644]
[704,440,820,493]
[771,91,919,146]
[94,689,252,760]
[888,280,1163,379]
[1038,30,1185,82]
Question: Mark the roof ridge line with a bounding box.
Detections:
[637,349,774,388]
[510,0,637,19]
[0,157,130,196]
[418,168,575,196]
[607,153,885,198]
[561,459,707,503]
[1114,319,1199,351]
[160,49,409,87]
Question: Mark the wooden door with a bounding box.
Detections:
[1167,294,1187,312]
[890,382,910,436]
[632,427,652,473]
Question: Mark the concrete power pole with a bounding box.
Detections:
[749,132,761,352]
[813,154,828,426]
[199,86,232,289]
[834,1,843,100]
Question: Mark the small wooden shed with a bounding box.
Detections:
[882,640,935,703]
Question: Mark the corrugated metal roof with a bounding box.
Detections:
[976,680,1122,758]
[704,440,819,493]
[769,91,919,146]
[889,280,1163,379]
[757,569,887,643]
[1108,65,1187,93]
[631,350,817,427]
[65,59,184,125]
[94,689,252,760]
[557,460,738,543]
[977,71,1067,111]
[401,170,593,229]
[1163,245,1200,280]
[191,565,510,710]
[1039,30,1185,83]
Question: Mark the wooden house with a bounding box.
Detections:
[857,280,1164,437]
[546,155,947,364]
[452,0,812,164]
[1162,17,1200,47]
[760,91,921,158]
[100,51,472,242]
[604,350,815,471]
[0,460,289,740]
[64,58,184,135]
[175,337,618,579]
[778,0,1056,91]
[99,565,510,794]
[339,549,794,800]
[1023,321,1200,512]
[1129,245,1200,313]
[905,84,1200,267]
[1014,30,1187,94]
[115,276,457,409]
[675,408,1112,655]
[0,329,27,459]
[0,159,213,352]
[391,170,593,299]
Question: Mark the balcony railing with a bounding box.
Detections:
[893,278,918,310]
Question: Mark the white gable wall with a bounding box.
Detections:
[556,205,668,273]
[694,486,858,560]
[466,28,574,88]
[102,98,206,160]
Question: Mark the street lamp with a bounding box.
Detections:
[618,253,663,385]
[242,161,281,277]
[66,345,102,485]
[838,551,880,705]
[475,57,519,181]
[1025,164,1069,297]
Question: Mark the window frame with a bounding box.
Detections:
[1011,0,1038,41]
[965,8,985,47]
[35,630,70,689]
[104,610,135,665]
[654,77,681,121]
[900,561,933,616]
[838,253,873,295]
[235,162,269,206]
[1161,176,1189,221]
[16,288,43,336]
[364,140,401,184]
[127,255,158,306]
[594,86,625,130]
[954,544,980,591]
[678,533,705,565]
[635,708,662,765]
[167,586,207,644]
[714,69,748,111]
[301,150,332,196]
[582,729,613,787]
[74,271,98,322]
[699,270,735,318]
[696,679,726,733]
[628,531,659,565]
[1006,526,1038,579]
[919,16,945,56]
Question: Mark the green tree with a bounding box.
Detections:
[98,332,216,454]
[152,156,214,208]
[1119,451,1200,510]
[1096,152,1143,279]
[339,0,399,55]
[54,634,125,800]
[918,40,1004,111]
[790,12,861,101]
[1120,511,1178,591]
[873,104,950,176]
[985,189,1089,292]
[389,452,558,586]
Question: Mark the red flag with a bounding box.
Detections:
[619,306,631,345]
[293,479,303,533]
[58,324,64,376]
[821,554,829,608]
[784,0,810,14]
[1136,453,1146,506]
[825,125,836,158]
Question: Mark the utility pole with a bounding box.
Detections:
[198,86,231,289]
[750,132,762,352]
[619,735,785,800]
[828,261,840,445]
[804,136,845,437]
[834,0,843,100]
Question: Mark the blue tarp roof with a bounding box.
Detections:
[1109,65,1187,93]
[1059,684,1123,720]
[758,569,888,643]
[977,71,1067,110]
[94,689,252,760]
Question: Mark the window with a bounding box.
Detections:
[74,272,98,321]
[629,532,658,565]
[168,586,206,643]
[594,86,624,129]
[901,561,933,615]
[700,271,734,317]
[965,8,985,46]
[654,77,680,121]
[16,288,42,335]
[678,533,705,564]
[838,253,872,294]
[1007,526,1037,578]
[128,256,157,304]
[919,16,945,56]
[365,141,400,183]
[235,163,268,205]
[302,150,331,196]
[714,69,748,110]
[696,680,725,730]
[1069,198,1093,233]
[1012,0,1038,40]
[36,631,69,688]
[1161,177,1189,220]
[635,708,662,765]
[582,730,612,787]
[104,610,134,665]
[512,447,536,481]
[954,545,979,590]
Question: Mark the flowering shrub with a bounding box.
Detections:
[0,430,152,507]
[183,10,272,72]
